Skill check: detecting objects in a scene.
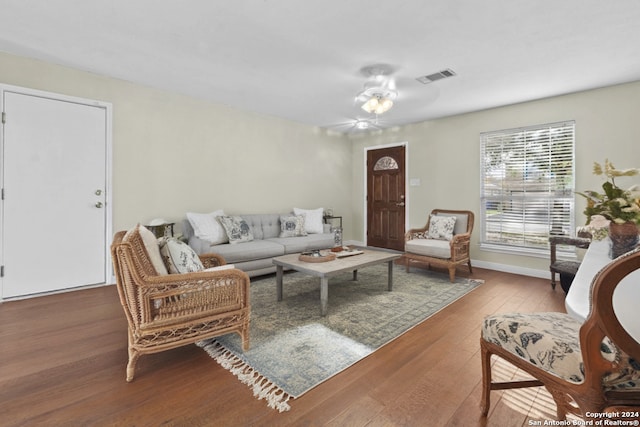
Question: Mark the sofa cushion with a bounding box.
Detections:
[159,237,204,274]
[186,209,228,244]
[428,215,456,241]
[279,215,307,237]
[218,215,254,244]
[294,207,324,234]
[405,238,451,259]
[240,214,281,240]
[211,240,285,263]
[267,233,335,253]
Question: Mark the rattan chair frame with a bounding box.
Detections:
[403,209,474,282]
[481,248,640,420]
[111,230,250,382]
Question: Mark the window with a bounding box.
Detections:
[480,121,575,254]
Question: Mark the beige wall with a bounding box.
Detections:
[3,50,639,275]
[0,52,353,235]
[349,81,640,274]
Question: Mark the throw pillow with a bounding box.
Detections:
[293,207,324,234]
[158,237,204,274]
[127,224,169,275]
[279,215,307,237]
[427,215,457,241]
[186,209,228,244]
[217,215,254,244]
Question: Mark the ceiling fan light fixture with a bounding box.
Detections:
[361,94,393,115]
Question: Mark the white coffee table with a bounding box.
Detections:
[272,249,402,316]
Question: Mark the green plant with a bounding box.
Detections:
[577,159,640,225]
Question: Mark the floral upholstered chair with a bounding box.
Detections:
[481,247,640,420]
[403,209,474,282]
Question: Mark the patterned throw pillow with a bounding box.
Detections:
[279,215,307,237]
[158,237,204,274]
[427,215,457,241]
[217,215,254,244]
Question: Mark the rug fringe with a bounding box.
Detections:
[197,340,292,412]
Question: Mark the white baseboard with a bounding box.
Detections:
[471,259,549,279]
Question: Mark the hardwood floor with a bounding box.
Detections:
[0,267,572,427]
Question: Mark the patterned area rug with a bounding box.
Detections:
[197,263,483,412]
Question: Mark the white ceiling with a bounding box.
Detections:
[1,1,640,133]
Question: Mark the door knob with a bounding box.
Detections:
[95,202,103,208]
[396,202,405,207]
[95,189,102,196]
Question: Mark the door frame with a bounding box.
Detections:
[0,83,113,300]
[363,141,409,247]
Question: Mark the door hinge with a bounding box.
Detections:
[1,112,5,124]
[1,188,4,200]
[1,266,4,278]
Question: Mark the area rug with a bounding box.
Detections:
[197,264,483,412]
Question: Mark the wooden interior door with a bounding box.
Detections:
[367,145,406,251]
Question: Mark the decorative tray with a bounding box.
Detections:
[299,251,336,263]
[335,248,365,258]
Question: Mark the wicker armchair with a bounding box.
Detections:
[111,226,250,381]
[481,247,640,420]
[403,209,474,282]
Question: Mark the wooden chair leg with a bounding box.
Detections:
[241,322,250,351]
[480,341,493,416]
[448,266,456,282]
[467,260,473,274]
[126,347,140,382]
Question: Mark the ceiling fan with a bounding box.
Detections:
[328,118,384,134]
[326,63,400,134]
[354,64,398,115]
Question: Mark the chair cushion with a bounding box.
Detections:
[405,238,451,259]
[437,212,468,236]
[482,312,640,390]
[482,312,584,383]
[159,237,204,274]
[125,224,169,276]
[428,215,456,240]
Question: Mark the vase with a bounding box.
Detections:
[608,221,640,259]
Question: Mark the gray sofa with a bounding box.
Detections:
[182,214,335,277]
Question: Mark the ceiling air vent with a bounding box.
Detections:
[416,68,456,84]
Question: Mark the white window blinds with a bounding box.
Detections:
[480,121,575,252]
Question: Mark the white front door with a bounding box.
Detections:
[1,88,111,298]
